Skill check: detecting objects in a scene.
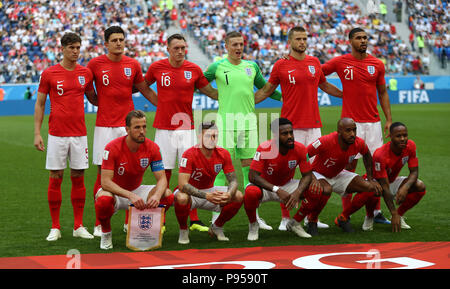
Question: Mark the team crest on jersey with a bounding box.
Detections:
[402,156,409,165]
[78,76,85,86]
[375,162,381,171]
[245,67,252,76]
[140,158,149,168]
[367,65,375,75]
[214,164,223,173]
[138,214,152,230]
[124,67,132,77]
[288,160,297,169]
[308,65,316,75]
[184,71,192,80]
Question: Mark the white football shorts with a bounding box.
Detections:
[154,129,196,170]
[92,126,127,165]
[313,170,359,196]
[45,134,89,170]
[173,186,228,212]
[389,176,408,196]
[293,128,322,146]
[355,121,384,159]
[96,185,156,213]
[253,179,301,204]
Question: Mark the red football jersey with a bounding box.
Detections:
[307,132,369,178]
[373,140,419,183]
[38,64,93,137]
[321,54,386,123]
[268,55,325,128]
[178,145,235,189]
[145,59,209,130]
[87,55,145,127]
[250,140,312,186]
[101,136,164,191]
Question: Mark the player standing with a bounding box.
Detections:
[245,118,313,240]
[86,26,158,236]
[34,32,95,241]
[144,33,217,232]
[255,26,342,230]
[204,31,282,230]
[94,110,173,250]
[321,27,393,224]
[174,121,243,244]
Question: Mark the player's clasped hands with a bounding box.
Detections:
[207,191,231,206]
[129,193,160,210]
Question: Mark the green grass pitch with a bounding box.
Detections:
[0,103,449,257]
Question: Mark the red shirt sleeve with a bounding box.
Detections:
[407,141,419,168]
[133,60,145,84]
[373,150,388,180]
[268,60,280,86]
[101,142,117,171]
[321,58,337,76]
[195,65,210,89]
[307,138,324,158]
[85,68,94,91]
[317,62,326,85]
[297,145,312,173]
[250,147,265,173]
[376,61,386,86]
[178,149,194,174]
[144,63,156,84]
[37,70,50,94]
[221,149,235,174]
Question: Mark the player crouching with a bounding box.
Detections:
[174,121,243,244]
[244,118,313,240]
[94,110,173,250]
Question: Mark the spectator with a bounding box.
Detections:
[414,76,425,89]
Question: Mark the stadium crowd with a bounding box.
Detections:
[405,0,449,70]
[0,0,448,84]
[182,0,443,76]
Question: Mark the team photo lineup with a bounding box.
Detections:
[2,0,447,261]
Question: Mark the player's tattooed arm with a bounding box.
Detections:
[181,183,207,199]
[225,171,238,198]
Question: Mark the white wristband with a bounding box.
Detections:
[272,185,280,193]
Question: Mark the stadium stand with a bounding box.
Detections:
[0,0,448,84]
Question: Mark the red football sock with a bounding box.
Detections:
[244,185,262,223]
[71,175,86,230]
[397,190,426,216]
[342,191,374,219]
[293,188,321,223]
[375,197,381,211]
[48,177,63,229]
[160,193,174,223]
[93,173,102,226]
[214,201,242,227]
[308,193,331,223]
[280,202,290,219]
[189,209,200,222]
[365,195,380,218]
[341,193,353,211]
[174,201,191,230]
[165,169,172,188]
[95,195,115,233]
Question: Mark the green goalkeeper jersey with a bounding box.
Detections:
[204,58,280,131]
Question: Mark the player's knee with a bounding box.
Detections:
[244,185,262,201]
[175,191,190,205]
[50,170,64,179]
[415,179,426,192]
[322,183,332,196]
[233,190,244,203]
